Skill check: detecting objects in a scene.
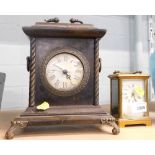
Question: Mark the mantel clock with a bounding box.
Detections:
[108,71,152,127]
[5,18,119,139]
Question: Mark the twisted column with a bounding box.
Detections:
[29,38,36,107]
[94,38,100,105]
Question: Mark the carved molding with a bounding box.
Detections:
[29,38,36,107]
[100,117,120,135]
[94,38,100,105]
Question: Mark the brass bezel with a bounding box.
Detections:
[40,47,90,97]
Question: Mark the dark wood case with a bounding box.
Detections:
[35,38,95,106]
[23,22,106,107]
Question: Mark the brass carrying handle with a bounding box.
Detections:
[113,70,142,74]
[99,58,102,73]
[70,18,83,24]
[44,17,60,23]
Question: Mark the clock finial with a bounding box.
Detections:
[44,17,60,23]
[70,18,83,24]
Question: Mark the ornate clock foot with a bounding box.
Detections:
[111,123,120,135]
[5,120,28,139]
[101,118,120,135]
[5,123,16,139]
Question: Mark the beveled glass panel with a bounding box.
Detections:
[111,79,119,116]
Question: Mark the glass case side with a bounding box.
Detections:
[111,79,119,117]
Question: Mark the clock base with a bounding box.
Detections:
[117,117,152,128]
[5,106,120,139]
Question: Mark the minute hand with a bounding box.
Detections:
[53,64,64,70]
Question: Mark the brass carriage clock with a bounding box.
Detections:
[5,18,119,139]
[108,71,152,127]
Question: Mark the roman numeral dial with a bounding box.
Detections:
[45,53,84,91]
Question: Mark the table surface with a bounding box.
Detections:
[0,104,155,140]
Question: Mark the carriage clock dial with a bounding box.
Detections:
[122,79,146,118]
[41,48,90,96]
[122,79,145,103]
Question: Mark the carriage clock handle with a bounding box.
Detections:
[70,18,83,24]
[113,70,142,74]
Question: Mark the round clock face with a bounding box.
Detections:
[41,47,90,96]
[46,53,84,91]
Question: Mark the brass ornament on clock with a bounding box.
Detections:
[40,47,90,96]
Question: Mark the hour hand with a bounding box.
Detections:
[64,72,71,80]
[66,73,71,79]
[66,74,75,86]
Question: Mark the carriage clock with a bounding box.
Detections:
[5,18,119,139]
[108,71,152,127]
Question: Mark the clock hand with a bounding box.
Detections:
[53,64,64,70]
[53,65,71,78]
[66,73,71,79]
[62,69,75,86]
[62,70,74,85]
[63,70,71,79]
[66,74,75,86]
[49,69,60,72]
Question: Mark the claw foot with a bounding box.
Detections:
[5,120,28,139]
[112,126,120,135]
[101,118,120,135]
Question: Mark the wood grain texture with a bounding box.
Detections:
[22,23,106,38]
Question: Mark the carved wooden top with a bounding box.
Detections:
[22,22,106,38]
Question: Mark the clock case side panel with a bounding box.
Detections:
[110,78,120,118]
[34,38,95,106]
[118,78,123,118]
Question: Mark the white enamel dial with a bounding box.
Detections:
[45,53,84,91]
[122,79,145,103]
[122,79,146,119]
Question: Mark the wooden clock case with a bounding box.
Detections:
[5,18,119,139]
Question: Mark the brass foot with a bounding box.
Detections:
[111,122,120,135]
[5,120,28,139]
[101,118,120,135]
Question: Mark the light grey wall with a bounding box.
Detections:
[130,16,150,72]
[0,15,148,109]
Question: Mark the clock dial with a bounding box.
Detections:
[41,47,90,96]
[46,53,84,91]
[122,80,145,103]
[122,79,146,119]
